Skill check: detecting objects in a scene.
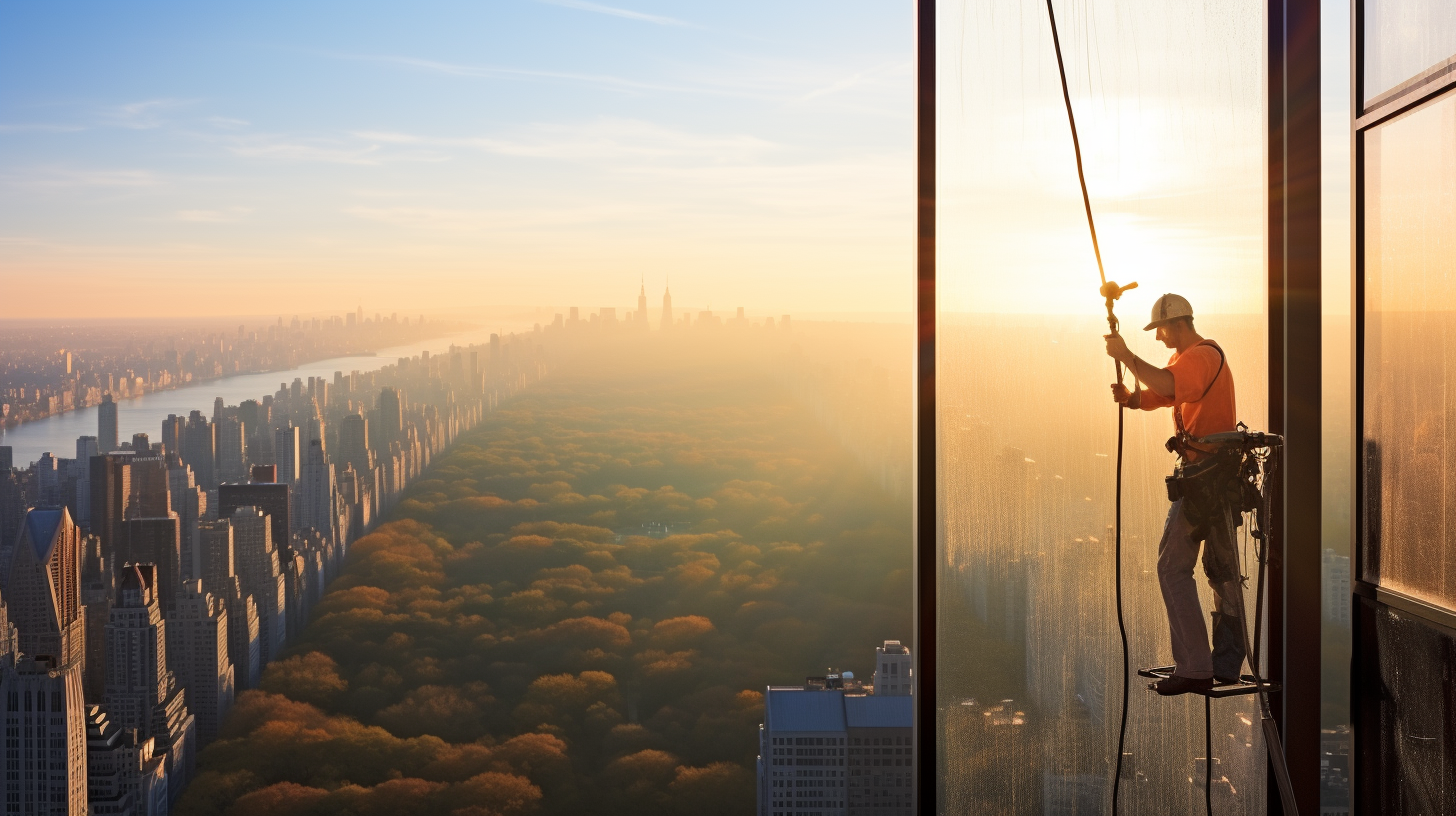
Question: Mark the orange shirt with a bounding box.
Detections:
[1138,339,1237,455]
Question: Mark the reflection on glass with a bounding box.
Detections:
[1363,0,1456,105]
[1362,91,1456,611]
[1353,600,1456,815]
[937,0,1267,812]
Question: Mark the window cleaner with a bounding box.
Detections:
[1039,1,1299,814]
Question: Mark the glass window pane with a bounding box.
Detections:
[1361,91,1456,611]
[937,0,1267,812]
[1363,0,1456,106]
[1353,599,1456,815]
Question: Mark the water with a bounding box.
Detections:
[0,327,515,467]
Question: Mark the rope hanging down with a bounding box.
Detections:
[1040,1,1137,812]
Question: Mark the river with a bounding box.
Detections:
[0,326,520,467]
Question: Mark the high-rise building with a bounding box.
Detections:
[181,411,216,491]
[338,413,371,476]
[757,642,915,816]
[873,641,912,696]
[88,453,132,557]
[103,564,195,805]
[298,439,336,542]
[1322,549,1352,628]
[662,285,673,328]
[85,705,168,816]
[216,482,289,551]
[167,461,205,582]
[638,282,649,328]
[216,417,246,485]
[128,457,171,519]
[376,388,402,451]
[218,577,260,691]
[1,509,90,816]
[230,508,287,666]
[196,520,235,600]
[273,424,300,488]
[74,437,98,526]
[80,534,112,703]
[99,394,119,454]
[168,581,234,746]
[5,508,86,668]
[120,516,181,615]
[160,414,184,462]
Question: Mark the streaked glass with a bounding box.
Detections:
[1363,0,1456,105]
[1361,90,1456,611]
[937,0,1268,811]
[1353,600,1456,815]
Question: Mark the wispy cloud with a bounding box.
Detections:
[207,116,250,130]
[105,98,195,130]
[219,133,446,166]
[363,54,697,96]
[534,0,694,28]
[352,118,774,163]
[176,207,253,223]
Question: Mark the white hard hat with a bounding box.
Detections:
[1144,293,1194,331]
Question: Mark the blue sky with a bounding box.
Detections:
[0,1,913,319]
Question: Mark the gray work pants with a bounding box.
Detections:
[1156,499,1245,680]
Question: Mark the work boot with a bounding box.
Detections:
[1211,611,1246,684]
[1151,675,1213,696]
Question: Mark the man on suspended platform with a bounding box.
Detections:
[1104,293,1245,696]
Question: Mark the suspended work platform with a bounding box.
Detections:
[1136,666,1282,699]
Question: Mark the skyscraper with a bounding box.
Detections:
[196,520,234,600]
[168,581,234,746]
[662,284,673,328]
[219,577,261,691]
[638,281,649,328]
[273,424,300,487]
[298,439,337,543]
[74,437,98,526]
[216,482,288,551]
[98,394,119,454]
[85,705,168,816]
[338,413,371,476]
[1,509,90,816]
[88,453,131,557]
[873,640,912,696]
[230,508,287,665]
[127,456,171,519]
[181,412,216,491]
[103,563,195,805]
[376,388,402,451]
[120,516,181,615]
[215,417,246,485]
[5,508,86,668]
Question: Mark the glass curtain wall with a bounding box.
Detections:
[936,0,1268,812]
[1353,0,1456,810]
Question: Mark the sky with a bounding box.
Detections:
[0,1,914,320]
[937,0,1270,318]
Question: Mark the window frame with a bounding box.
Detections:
[1351,0,1456,807]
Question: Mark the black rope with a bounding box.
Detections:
[1041,1,1131,811]
[1045,0,1107,287]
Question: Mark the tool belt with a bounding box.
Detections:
[1165,446,1244,541]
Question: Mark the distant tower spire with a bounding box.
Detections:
[637,278,649,328]
[661,280,674,330]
